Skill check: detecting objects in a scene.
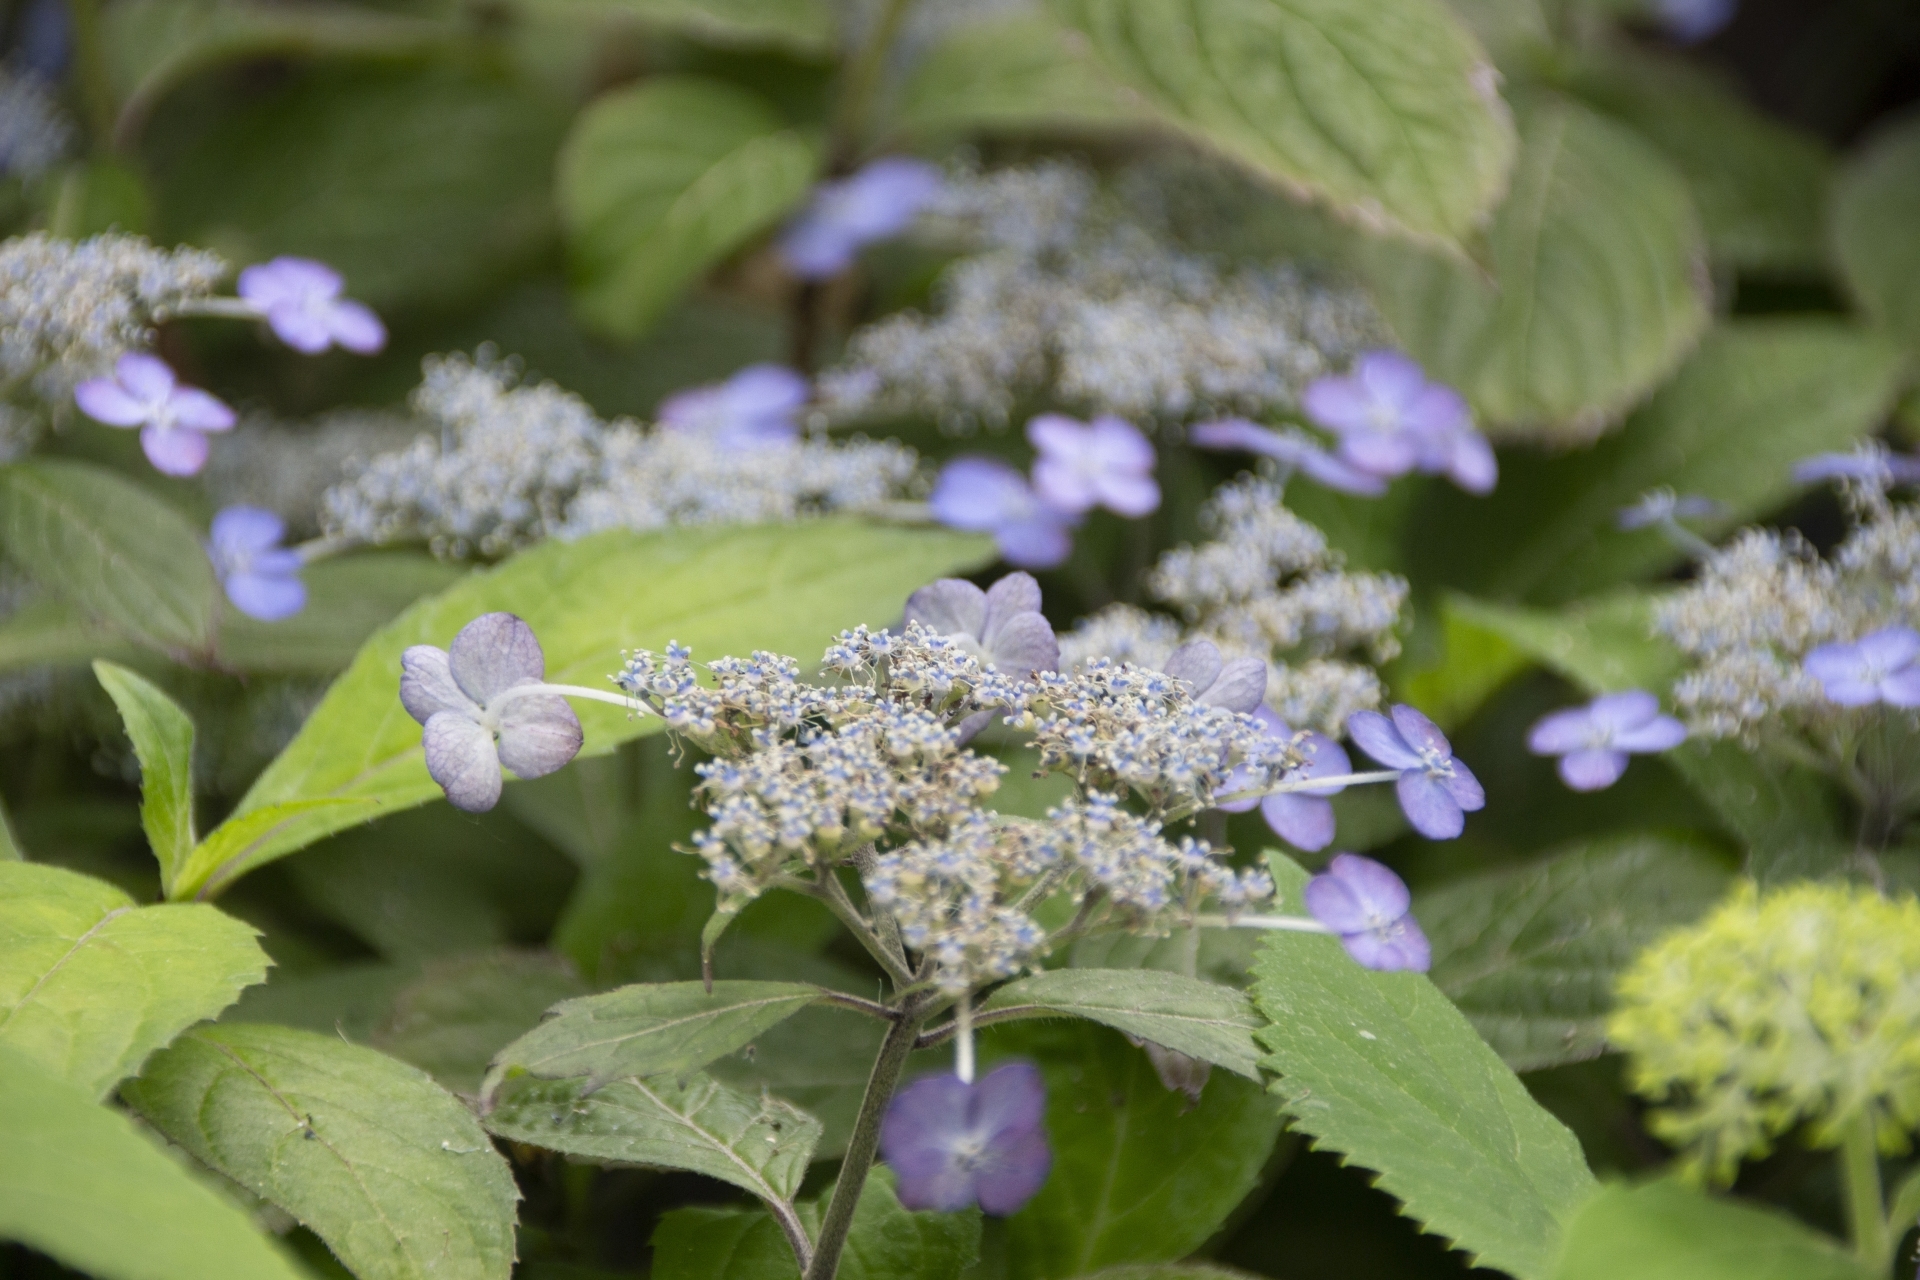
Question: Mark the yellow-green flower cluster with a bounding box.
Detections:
[1609,881,1920,1183]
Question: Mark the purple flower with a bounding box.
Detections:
[1162,638,1266,713]
[236,257,385,355]
[1526,690,1686,792]
[1792,449,1920,488]
[73,353,234,476]
[1654,0,1736,43]
[880,1062,1051,1215]
[1346,704,1484,840]
[400,613,583,813]
[1303,853,1430,972]
[1616,489,1721,531]
[779,158,943,280]
[1219,704,1349,853]
[657,364,809,448]
[207,506,305,622]
[1303,351,1495,495]
[929,456,1077,570]
[1026,414,1160,518]
[1803,627,1920,708]
[1188,419,1387,496]
[906,572,1058,743]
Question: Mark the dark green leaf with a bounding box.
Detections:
[224,959,421,1043]
[707,1005,885,1160]
[1546,1179,1872,1280]
[981,968,1264,1080]
[124,1023,520,1280]
[1445,592,1684,694]
[518,0,833,53]
[372,950,588,1094]
[0,594,138,672]
[1833,110,1920,352]
[93,660,197,892]
[893,12,1151,139]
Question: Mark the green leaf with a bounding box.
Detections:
[1394,599,1531,731]
[483,1070,821,1200]
[93,661,197,892]
[124,1023,520,1280]
[0,593,140,672]
[0,1043,309,1280]
[370,950,588,1094]
[1445,592,1685,694]
[0,796,22,860]
[1545,1179,1874,1280]
[893,12,1152,139]
[483,980,820,1097]
[1048,0,1514,250]
[993,1021,1284,1279]
[214,552,468,675]
[1250,852,1596,1279]
[1414,320,1909,603]
[185,519,991,899]
[1075,1269,1262,1280]
[559,76,820,340]
[1363,95,1709,438]
[0,862,267,1098]
[707,1005,885,1160]
[0,460,216,658]
[1833,111,1920,352]
[1887,1164,1920,1241]
[519,0,833,53]
[980,968,1264,1080]
[1420,835,1733,1071]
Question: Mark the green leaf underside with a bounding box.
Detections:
[0,460,216,656]
[0,1043,308,1280]
[981,967,1264,1080]
[560,76,821,339]
[371,949,590,1094]
[1832,112,1920,352]
[483,1070,821,1201]
[894,12,1154,137]
[92,661,197,893]
[1250,853,1595,1279]
[0,863,267,1099]
[1048,0,1514,249]
[124,1023,520,1280]
[190,519,992,897]
[1547,1179,1874,1280]
[484,980,820,1097]
[1420,835,1734,1071]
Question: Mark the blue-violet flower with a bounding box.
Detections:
[73,352,234,476]
[657,363,809,448]
[779,158,943,280]
[1347,703,1484,839]
[1526,690,1687,791]
[1026,413,1160,518]
[237,257,386,355]
[929,456,1076,569]
[1304,852,1430,971]
[1302,351,1495,495]
[1802,627,1920,708]
[1189,418,1387,496]
[880,1062,1052,1215]
[1220,704,1349,852]
[207,506,305,621]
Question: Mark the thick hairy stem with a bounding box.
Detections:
[809,871,916,990]
[802,996,931,1280]
[1840,1112,1890,1272]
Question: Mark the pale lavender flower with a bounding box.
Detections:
[1347,704,1484,840]
[1303,351,1495,495]
[1526,690,1686,792]
[1616,489,1721,531]
[929,456,1076,569]
[779,158,943,280]
[1188,418,1387,496]
[880,1062,1051,1215]
[207,506,305,622]
[1026,413,1159,518]
[400,613,583,812]
[656,364,809,448]
[1792,448,1920,488]
[236,257,385,355]
[73,352,234,476]
[1304,853,1430,972]
[1162,638,1265,713]
[1219,704,1349,853]
[1655,0,1736,42]
[906,571,1058,742]
[1803,627,1920,708]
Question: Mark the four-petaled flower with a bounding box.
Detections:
[207,506,305,622]
[1803,627,1920,708]
[1188,419,1387,496]
[880,1062,1052,1215]
[73,352,235,476]
[400,613,584,813]
[657,364,809,449]
[1304,853,1430,972]
[1161,638,1265,713]
[906,572,1059,742]
[1303,351,1495,495]
[1220,704,1350,852]
[1526,690,1687,792]
[237,256,386,355]
[1347,704,1484,840]
[779,158,943,280]
[1026,414,1160,518]
[929,456,1077,569]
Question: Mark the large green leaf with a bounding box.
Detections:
[1833,111,1920,352]
[0,460,217,658]
[214,551,467,675]
[707,1004,886,1160]
[1048,0,1514,250]
[124,1023,520,1280]
[1420,835,1733,1071]
[93,661,197,892]
[371,949,589,1094]
[1546,1179,1873,1280]
[1414,320,1908,603]
[178,519,991,899]
[980,968,1264,1080]
[518,0,833,52]
[0,595,139,672]
[893,12,1152,139]
[559,76,820,340]
[484,1070,821,1200]
[1250,853,1596,1279]
[0,863,267,1098]
[0,1043,309,1280]
[1364,95,1709,438]
[1445,593,1684,694]
[994,1021,1284,1279]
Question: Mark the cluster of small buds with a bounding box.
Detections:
[0,68,73,181]
[866,812,1048,992]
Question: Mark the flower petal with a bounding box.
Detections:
[1610,714,1687,754]
[1396,771,1464,839]
[1443,429,1497,495]
[1095,470,1161,518]
[880,1071,974,1198]
[449,612,547,704]
[1527,706,1597,756]
[929,457,1033,530]
[210,505,286,556]
[496,693,584,779]
[1858,626,1920,670]
[325,299,387,354]
[1301,376,1378,435]
[1162,640,1223,695]
[905,578,988,640]
[166,387,236,432]
[972,1061,1048,1142]
[1442,756,1485,811]
[140,424,210,476]
[73,377,151,426]
[266,303,333,354]
[1200,657,1266,713]
[984,611,1058,677]
[1882,666,1920,708]
[400,645,471,724]
[422,711,502,812]
[1295,732,1352,794]
[1346,710,1421,770]
[973,1127,1051,1217]
[1558,748,1629,791]
[981,571,1043,629]
[1261,793,1334,851]
[1031,455,1098,515]
[995,518,1073,570]
[115,352,176,400]
[1341,917,1431,972]
[224,570,305,622]
[1388,704,1452,758]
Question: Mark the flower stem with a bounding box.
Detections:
[830,0,917,161]
[802,996,931,1280]
[1841,1111,1891,1272]
[1211,769,1402,808]
[1192,914,1331,933]
[954,991,974,1084]
[63,0,119,148]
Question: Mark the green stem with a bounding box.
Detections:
[1841,1112,1891,1272]
[64,0,120,150]
[829,0,917,163]
[801,995,930,1280]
